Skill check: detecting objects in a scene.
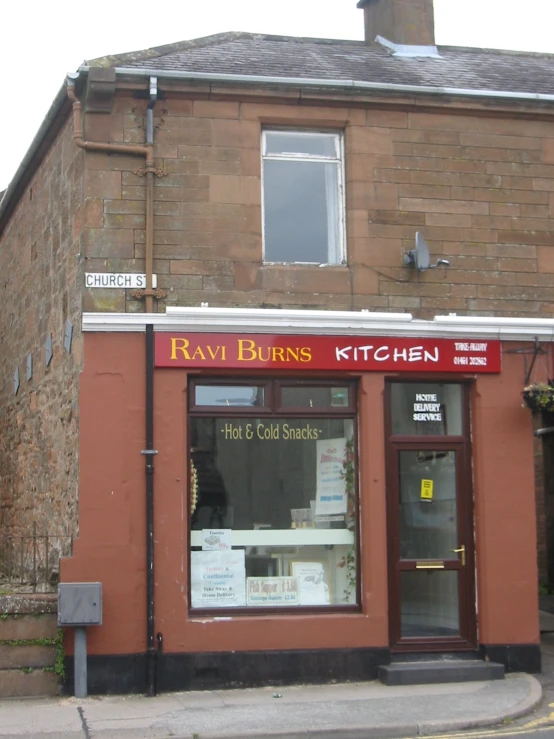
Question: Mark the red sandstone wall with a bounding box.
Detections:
[0,117,84,548]
[78,93,554,318]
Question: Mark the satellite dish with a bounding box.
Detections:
[405,232,450,272]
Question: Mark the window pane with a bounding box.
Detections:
[195,385,265,407]
[190,417,357,608]
[263,159,340,264]
[401,571,460,637]
[265,132,337,158]
[390,383,463,436]
[398,450,457,560]
[281,386,350,408]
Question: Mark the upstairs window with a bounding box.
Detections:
[262,131,345,265]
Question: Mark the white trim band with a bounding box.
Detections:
[82,307,554,342]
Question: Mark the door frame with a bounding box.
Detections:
[384,380,477,653]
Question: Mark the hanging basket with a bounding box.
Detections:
[522,382,554,412]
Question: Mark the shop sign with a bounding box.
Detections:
[155,334,501,373]
[221,421,323,441]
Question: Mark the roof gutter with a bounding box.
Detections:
[82,307,554,342]
[80,64,554,105]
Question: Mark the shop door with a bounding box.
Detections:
[386,383,476,652]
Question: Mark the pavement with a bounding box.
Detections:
[1,617,553,739]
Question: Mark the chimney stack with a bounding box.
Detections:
[357,0,435,46]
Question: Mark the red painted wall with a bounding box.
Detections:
[472,347,539,644]
[61,333,538,656]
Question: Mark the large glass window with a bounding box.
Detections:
[262,131,345,265]
[189,380,358,611]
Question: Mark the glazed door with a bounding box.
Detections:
[386,383,476,652]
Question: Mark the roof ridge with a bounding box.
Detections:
[85,32,554,70]
[437,43,554,59]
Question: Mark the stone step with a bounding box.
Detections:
[0,600,60,697]
[0,669,60,698]
[0,613,57,641]
[379,659,505,686]
[0,644,56,670]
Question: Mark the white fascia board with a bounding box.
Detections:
[82,308,554,342]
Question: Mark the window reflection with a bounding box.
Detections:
[189,400,358,609]
[195,385,265,407]
[390,383,463,436]
[280,386,349,408]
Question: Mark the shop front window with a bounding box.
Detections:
[390,382,463,437]
[189,380,358,610]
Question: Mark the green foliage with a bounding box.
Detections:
[1,628,64,680]
[337,437,357,603]
[0,637,56,646]
[54,629,65,680]
[341,438,356,531]
[338,546,356,603]
[522,382,554,411]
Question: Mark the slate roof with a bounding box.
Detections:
[89,32,554,96]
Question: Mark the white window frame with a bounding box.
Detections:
[261,130,346,266]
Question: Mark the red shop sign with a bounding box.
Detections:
[155,334,501,373]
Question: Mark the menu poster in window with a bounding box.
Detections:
[246,577,299,606]
[201,529,232,550]
[191,550,246,608]
[315,437,347,516]
[291,561,330,605]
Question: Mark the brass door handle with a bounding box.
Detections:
[451,545,466,566]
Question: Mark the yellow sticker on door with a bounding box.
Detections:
[420,479,434,501]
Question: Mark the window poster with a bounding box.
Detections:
[201,529,232,550]
[315,437,347,516]
[291,561,330,605]
[191,550,246,608]
[246,577,299,606]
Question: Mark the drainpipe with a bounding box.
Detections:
[67,76,163,696]
[144,77,157,314]
[144,323,157,696]
[144,78,158,698]
[66,77,164,311]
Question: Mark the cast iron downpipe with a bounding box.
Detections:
[145,78,158,698]
[67,76,161,696]
[144,323,157,696]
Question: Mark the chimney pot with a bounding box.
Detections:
[357,0,435,46]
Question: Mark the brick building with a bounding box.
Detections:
[1,0,554,693]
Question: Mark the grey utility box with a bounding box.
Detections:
[58,583,103,626]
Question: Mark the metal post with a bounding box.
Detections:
[74,627,88,698]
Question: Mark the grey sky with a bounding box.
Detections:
[1,0,553,191]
